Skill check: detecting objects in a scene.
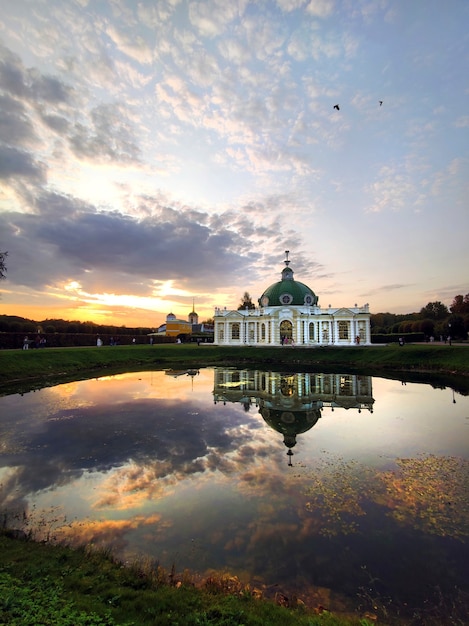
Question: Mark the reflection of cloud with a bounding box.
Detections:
[92,462,177,510]
[0,372,289,517]
[57,514,165,551]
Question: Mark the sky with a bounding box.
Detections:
[0,0,468,328]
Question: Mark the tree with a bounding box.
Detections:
[0,251,7,280]
[237,291,255,310]
[450,294,469,315]
[419,301,449,320]
[420,319,435,337]
[447,315,466,340]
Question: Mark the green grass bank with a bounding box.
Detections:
[1,343,468,395]
[0,534,376,626]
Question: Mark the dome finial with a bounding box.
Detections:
[284,250,290,267]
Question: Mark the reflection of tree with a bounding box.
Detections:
[304,454,469,541]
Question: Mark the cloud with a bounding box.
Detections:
[0,146,46,181]
[0,43,73,104]
[0,190,262,292]
[454,116,469,128]
[360,284,409,297]
[305,0,335,18]
[365,164,424,213]
[188,0,246,38]
[105,24,155,65]
[0,94,38,146]
[69,103,141,163]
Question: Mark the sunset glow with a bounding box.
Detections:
[1,1,468,327]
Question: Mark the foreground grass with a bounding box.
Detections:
[0,343,468,395]
[0,535,373,626]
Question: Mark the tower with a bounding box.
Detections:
[188,299,199,325]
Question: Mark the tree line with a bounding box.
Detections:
[0,315,154,336]
[371,295,469,339]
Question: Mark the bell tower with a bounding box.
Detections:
[188,299,199,325]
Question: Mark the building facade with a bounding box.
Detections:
[151,304,214,342]
[213,252,371,346]
[161,313,192,337]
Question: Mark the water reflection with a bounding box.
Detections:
[0,368,468,622]
[213,370,374,465]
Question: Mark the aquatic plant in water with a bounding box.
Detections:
[304,453,469,541]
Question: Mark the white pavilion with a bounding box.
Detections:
[213,251,371,347]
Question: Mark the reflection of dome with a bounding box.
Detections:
[258,257,318,307]
[260,405,322,449]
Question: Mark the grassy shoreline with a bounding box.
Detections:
[1,343,468,395]
[0,534,378,626]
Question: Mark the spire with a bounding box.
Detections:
[189,299,198,325]
[282,251,293,280]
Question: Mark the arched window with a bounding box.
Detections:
[309,322,315,342]
[261,323,266,341]
[280,320,293,343]
[231,323,240,340]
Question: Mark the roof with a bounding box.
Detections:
[258,254,318,307]
[259,279,317,307]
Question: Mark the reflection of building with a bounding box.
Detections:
[165,368,200,378]
[214,251,371,346]
[213,369,374,464]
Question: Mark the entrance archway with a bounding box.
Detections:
[280,320,293,344]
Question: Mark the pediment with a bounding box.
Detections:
[222,310,245,319]
[334,308,354,316]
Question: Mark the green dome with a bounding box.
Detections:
[258,262,318,307]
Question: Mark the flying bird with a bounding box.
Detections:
[379,100,383,106]
[333,104,340,111]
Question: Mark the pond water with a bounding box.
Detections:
[0,368,468,621]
